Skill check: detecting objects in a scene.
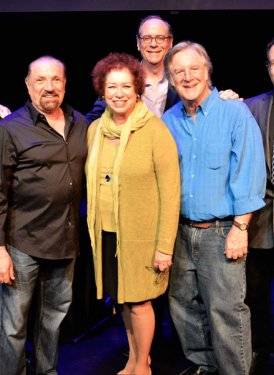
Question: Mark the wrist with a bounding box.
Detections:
[233,220,249,231]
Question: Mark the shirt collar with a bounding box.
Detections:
[25,100,73,125]
[180,87,217,117]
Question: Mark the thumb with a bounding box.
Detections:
[9,265,15,280]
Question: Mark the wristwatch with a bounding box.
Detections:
[233,220,249,231]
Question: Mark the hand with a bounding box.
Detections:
[154,250,172,272]
[0,104,11,118]
[225,226,248,259]
[219,89,244,102]
[0,246,15,285]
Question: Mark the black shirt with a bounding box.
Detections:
[0,101,88,259]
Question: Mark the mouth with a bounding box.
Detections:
[43,92,58,98]
[183,83,197,89]
[113,100,126,106]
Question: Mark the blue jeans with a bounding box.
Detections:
[169,221,252,375]
[0,245,75,375]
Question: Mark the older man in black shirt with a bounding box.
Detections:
[0,55,87,375]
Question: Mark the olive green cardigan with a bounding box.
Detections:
[86,115,180,303]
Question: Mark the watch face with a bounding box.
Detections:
[233,221,248,230]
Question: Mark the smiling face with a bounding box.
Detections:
[137,18,173,67]
[104,68,138,123]
[169,47,211,106]
[25,57,66,115]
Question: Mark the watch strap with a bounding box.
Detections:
[233,220,249,231]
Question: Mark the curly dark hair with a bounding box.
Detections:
[91,52,145,97]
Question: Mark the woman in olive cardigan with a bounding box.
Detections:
[85,52,180,375]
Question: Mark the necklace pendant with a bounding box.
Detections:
[105,174,111,182]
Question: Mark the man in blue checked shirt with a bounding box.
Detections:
[162,41,266,375]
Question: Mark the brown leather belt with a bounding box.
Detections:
[180,216,233,229]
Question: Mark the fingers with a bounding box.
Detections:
[158,264,167,272]
[9,266,15,281]
[0,271,15,285]
[219,89,243,101]
[0,273,9,284]
[154,250,173,271]
[225,247,248,259]
[155,261,172,272]
[0,105,11,118]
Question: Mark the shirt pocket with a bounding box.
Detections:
[205,143,229,170]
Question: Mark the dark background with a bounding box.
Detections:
[1,5,274,340]
[0,9,273,115]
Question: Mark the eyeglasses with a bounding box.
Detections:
[138,35,171,44]
[266,61,274,69]
[145,266,171,285]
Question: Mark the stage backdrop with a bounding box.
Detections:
[0,9,273,114]
[0,4,273,340]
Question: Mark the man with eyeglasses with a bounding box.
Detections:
[244,36,274,375]
[85,15,180,123]
[85,14,239,123]
[134,15,178,118]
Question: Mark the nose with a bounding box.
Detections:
[44,80,54,90]
[183,69,192,80]
[115,87,124,96]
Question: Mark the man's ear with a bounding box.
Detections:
[136,39,140,52]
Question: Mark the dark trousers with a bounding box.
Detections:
[245,247,274,354]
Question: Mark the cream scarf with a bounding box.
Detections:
[86,99,155,251]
